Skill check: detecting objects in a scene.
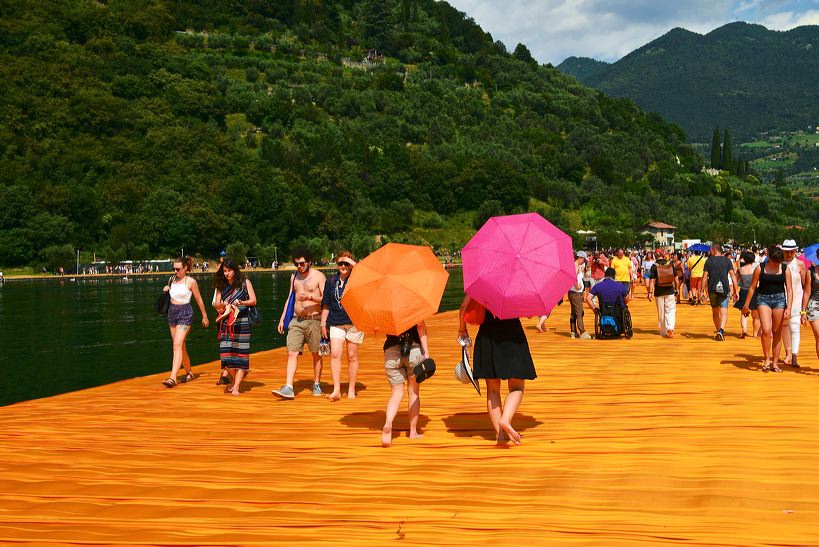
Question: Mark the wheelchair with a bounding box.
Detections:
[593,303,633,340]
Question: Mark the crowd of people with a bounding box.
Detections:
[158,239,819,447]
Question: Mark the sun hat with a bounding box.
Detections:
[576,250,588,259]
[781,239,798,251]
[455,348,481,395]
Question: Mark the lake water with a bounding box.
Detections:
[0,269,464,406]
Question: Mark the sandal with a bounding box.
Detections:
[216,375,231,385]
[162,378,177,387]
[771,365,783,373]
[182,373,194,383]
[761,363,770,372]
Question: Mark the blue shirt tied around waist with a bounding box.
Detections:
[321,274,353,327]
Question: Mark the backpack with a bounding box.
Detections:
[600,314,619,335]
[656,263,675,287]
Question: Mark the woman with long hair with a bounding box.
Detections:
[213,259,257,395]
[735,250,760,338]
[320,251,364,401]
[742,246,793,372]
[162,256,209,387]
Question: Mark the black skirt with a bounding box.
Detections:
[473,312,536,380]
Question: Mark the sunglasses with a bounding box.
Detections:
[294,261,308,267]
[338,262,352,267]
[173,267,183,271]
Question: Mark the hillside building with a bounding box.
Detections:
[643,221,677,247]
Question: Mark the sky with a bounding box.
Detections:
[444,0,819,65]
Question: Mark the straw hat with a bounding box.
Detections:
[455,348,481,395]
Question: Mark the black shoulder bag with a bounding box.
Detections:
[244,280,262,326]
[155,276,174,315]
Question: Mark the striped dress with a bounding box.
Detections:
[219,282,250,370]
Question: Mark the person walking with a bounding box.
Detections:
[649,254,678,337]
[320,251,364,401]
[273,249,327,399]
[687,251,707,304]
[610,248,633,296]
[802,247,819,363]
[742,246,793,372]
[213,259,257,395]
[162,256,209,387]
[458,295,536,446]
[734,251,760,338]
[781,240,807,367]
[642,251,656,301]
[567,251,592,339]
[701,243,738,341]
[381,320,430,447]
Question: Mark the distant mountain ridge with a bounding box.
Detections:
[557,22,819,141]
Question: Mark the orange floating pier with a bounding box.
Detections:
[2,295,819,544]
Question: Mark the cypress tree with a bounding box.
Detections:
[711,128,721,169]
[722,129,733,173]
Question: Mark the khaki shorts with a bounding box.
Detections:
[287,318,321,353]
[329,324,365,345]
[384,344,423,385]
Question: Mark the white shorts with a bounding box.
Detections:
[329,324,365,345]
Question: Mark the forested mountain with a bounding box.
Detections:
[556,56,609,81]
[560,22,819,142]
[0,2,815,268]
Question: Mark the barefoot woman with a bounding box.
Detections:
[213,259,257,395]
[163,256,209,387]
[458,295,536,445]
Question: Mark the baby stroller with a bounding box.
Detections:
[594,303,633,339]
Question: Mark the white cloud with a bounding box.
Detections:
[443,0,819,64]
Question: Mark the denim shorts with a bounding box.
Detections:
[807,300,819,322]
[709,292,730,308]
[757,292,787,310]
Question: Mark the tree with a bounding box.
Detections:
[474,200,504,229]
[710,128,721,169]
[722,129,732,172]
[226,241,249,263]
[40,244,76,272]
[513,43,535,66]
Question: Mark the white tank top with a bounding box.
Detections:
[169,277,192,304]
[786,259,803,310]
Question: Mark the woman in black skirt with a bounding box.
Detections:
[458,295,536,445]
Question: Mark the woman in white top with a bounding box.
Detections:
[163,256,209,387]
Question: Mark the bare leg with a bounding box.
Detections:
[536,315,548,333]
[181,340,192,376]
[407,375,423,438]
[782,315,793,364]
[484,379,503,444]
[771,309,785,370]
[285,350,300,386]
[382,383,404,447]
[811,320,819,359]
[229,369,246,396]
[499,379,525,445]
[327,337,344,401]
[739,311,748,336]
[169,325,190,381]
[758,306,773,366]
[312,352,322,385]
[753,310,761,337]
[346,342,360,399]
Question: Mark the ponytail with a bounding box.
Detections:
[175,256,194,273]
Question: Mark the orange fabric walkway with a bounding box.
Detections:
[2,294,819,545]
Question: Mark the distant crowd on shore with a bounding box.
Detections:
[157,239,819,447]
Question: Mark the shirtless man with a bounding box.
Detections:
[272,249,327,399]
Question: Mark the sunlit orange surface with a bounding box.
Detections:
[2,294,819,545]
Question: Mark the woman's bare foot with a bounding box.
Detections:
[784,353,792,365]
[347,392,357,400]
[498,419,521,445]
[496,429,508,446]
[230,388,240,396]
[535,320,546,333]
[326,392,341,401]
[409,431,424,440]
[381,425,392,447]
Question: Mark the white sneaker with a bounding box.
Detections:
[579,332,592,340]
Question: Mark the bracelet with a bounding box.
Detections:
[801,311,807,316]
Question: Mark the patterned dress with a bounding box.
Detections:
[219,282,250,370]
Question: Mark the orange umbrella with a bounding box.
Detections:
[341,243,449,336]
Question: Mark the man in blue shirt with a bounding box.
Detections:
[586,267,631,334]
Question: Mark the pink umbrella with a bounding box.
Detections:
[462,213,576,319]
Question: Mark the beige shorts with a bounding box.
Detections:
[329,324,364,344]
[384,343,423,385]
[287,318,321,353]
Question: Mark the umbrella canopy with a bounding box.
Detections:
[688,243,711,253]
[340,243,449,336]
[802,243,819,266]
[462,212,576,319]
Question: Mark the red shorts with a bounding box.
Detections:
[690,276,702,290]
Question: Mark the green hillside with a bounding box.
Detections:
[0,2,815,269]
[564,22,819,142]
[556,56,610,81]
